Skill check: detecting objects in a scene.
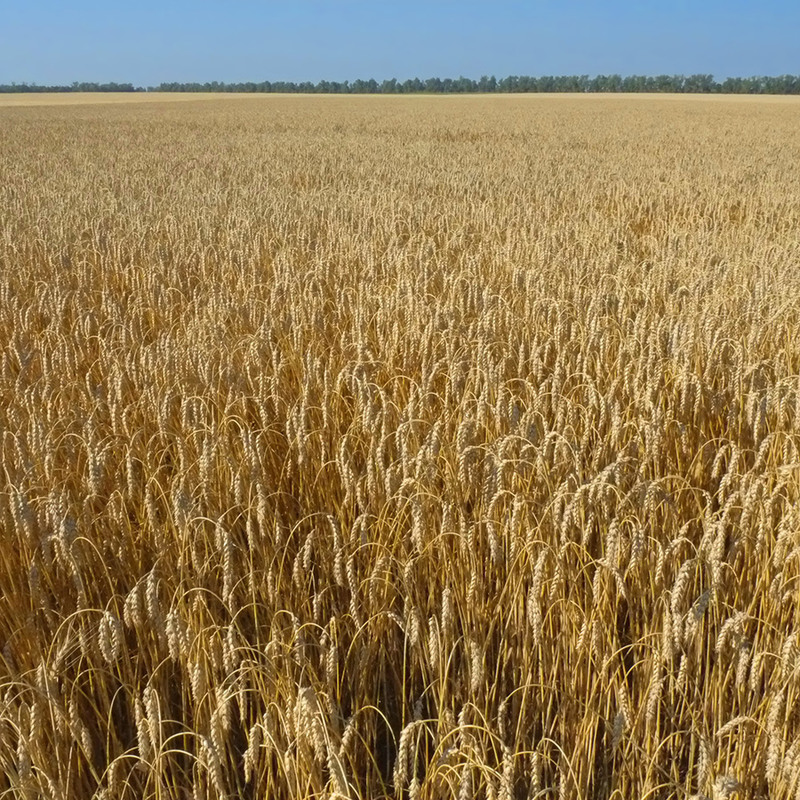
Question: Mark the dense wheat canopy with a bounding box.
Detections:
[1,94,800,800]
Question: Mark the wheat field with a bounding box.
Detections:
[1,94,800,800]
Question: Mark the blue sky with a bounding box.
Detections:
[2,0,799,86]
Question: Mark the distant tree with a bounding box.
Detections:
[425,77,443,93]
[538,75,556,92]
[684,74,715,93]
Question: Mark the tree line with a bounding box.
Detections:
[0,81,140,93]
[3,74,800,94]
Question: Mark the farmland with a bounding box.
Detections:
[1,94,800,799]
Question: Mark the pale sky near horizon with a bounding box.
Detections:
[1,0,799,87]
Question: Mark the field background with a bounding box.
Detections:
[3,92,800,106]
[1,95,800,800]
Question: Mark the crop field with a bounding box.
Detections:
[1,94,800,800]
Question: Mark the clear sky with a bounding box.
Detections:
[2,0,799,86]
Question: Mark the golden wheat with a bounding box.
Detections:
[1,93,800,799]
